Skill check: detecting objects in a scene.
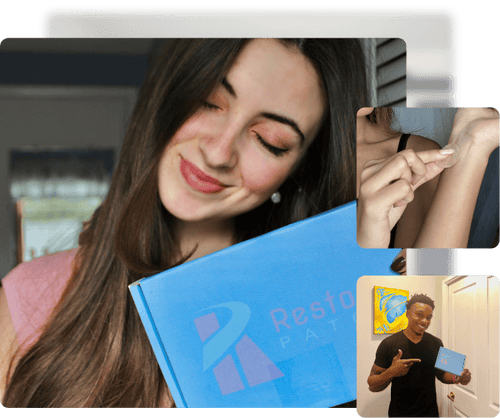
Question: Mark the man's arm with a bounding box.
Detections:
[367,363,393,392]
[368,349,421,392]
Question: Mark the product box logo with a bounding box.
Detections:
[194,302,284,396]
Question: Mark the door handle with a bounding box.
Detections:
[447,392,455,402]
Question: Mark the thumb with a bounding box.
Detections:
[394,349,402,360]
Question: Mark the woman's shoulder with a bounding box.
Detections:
[1,248,78,349]
[406,134,441,152]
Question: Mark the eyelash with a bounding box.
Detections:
[202,101,220,110]
[202,102,289,157]
[255,133,288,157]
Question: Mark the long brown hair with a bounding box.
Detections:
[367,107,396,133]
[3,39,368,407]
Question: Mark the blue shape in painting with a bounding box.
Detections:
[377,289,408,324]
[385,295,407,323]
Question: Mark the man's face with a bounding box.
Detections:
[406,302,433,335]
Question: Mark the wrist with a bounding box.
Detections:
[385,367,397,380]
[449,134,496,164]
[445,140,491,173]
[356,215,391,249]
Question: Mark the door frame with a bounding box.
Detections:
[440,275,467,417]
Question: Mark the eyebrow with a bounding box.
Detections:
[221,77,306,146]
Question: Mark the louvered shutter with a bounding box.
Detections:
[374,38,407,107]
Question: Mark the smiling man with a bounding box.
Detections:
[367,294,471,417]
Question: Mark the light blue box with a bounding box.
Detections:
[435,347,466,376]
[130,201,399,407]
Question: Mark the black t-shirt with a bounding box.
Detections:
[374,331,445,417]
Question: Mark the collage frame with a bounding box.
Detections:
[0,0,500,418]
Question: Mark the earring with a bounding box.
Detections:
[271,191,281,204]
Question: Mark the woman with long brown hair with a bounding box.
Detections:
[0,38,377,407]
[1,38,482,407]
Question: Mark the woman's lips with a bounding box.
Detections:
[180,157,226,193]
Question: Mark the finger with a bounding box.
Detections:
[399,148,452,187]
[414,148,456,165]
[411,162,445,191]
[401,358,421,363]
[377,179,415,211]
[394,200,409,208]
[361,148,454,189]
[360,159,410,194]
[383,153,416,187]
[398,149,430,186]
[394,349,403,360]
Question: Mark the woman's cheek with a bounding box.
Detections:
[169,112,212,146]
[239,152,292,195]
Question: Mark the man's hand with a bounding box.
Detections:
[389,349,421,377]
[456,368,471,385]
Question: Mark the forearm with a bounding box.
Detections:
[368,368,396,392]
[438,372,457,384]
[413,142,490,248]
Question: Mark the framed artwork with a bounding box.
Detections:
[374,286,409,334]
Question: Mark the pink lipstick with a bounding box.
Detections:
[180,157,226,193]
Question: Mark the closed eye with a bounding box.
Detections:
[202,101,221,110]
[255,133,288,157]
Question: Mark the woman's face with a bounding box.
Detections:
[158,39,326,224]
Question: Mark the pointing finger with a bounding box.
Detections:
[415,148,455,165]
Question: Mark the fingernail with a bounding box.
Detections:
[391,256,406,273]
[440,148,455,155]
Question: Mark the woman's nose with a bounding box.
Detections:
[199,123,239,169]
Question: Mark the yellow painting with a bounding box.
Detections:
[374,286,409,334]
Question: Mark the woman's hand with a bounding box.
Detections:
[357,148,452,248]
[449,108,499,157]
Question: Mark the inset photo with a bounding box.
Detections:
[357,275,499,417]
[356,108,499,248]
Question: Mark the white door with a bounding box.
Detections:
[441,276,499,417]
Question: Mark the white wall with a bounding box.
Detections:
[356,275,446,417]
